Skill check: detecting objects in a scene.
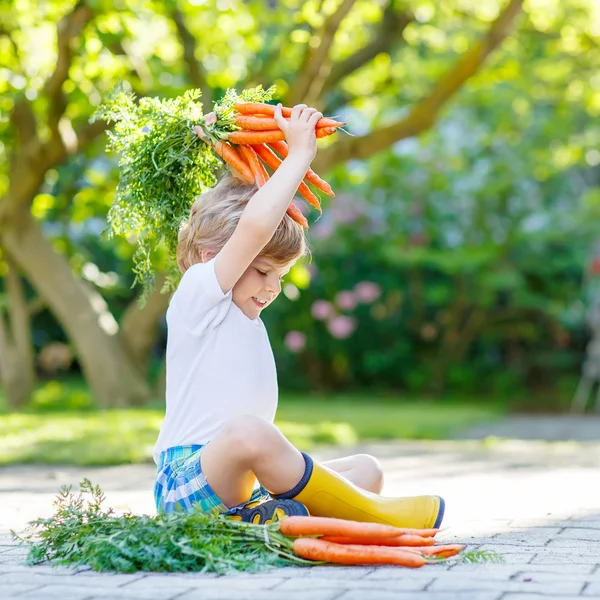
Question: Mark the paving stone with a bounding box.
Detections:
[0,571,146,587]
[557,528,600,542]
[502,596,589,600]
[530,553,600,566]
[0,584,44,597]
[338,592,503,600]
[274,576,433,592]
[176,590,340,600]
[121,574,283,592]
[0,563,86,575]
[287,565,373,579]
[427,573,584,595]
[515,572,600,585]
[492,529,562,547]
[2,437,600,599]
[584,583,600,596]
[16,583,195,599]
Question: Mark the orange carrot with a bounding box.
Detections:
[251,144,321,212]
[322,534,435,547]
[412,544,466,559]
[316,126,338,139]
[286,202,308,229]
[228,130,286,144]
[268,141,334,197]
[280,516,418,539]
[235,115,345,131]
[292,538,426,567]
[213,141,254,184]
[238,144,267,186]
[235,102,292,117]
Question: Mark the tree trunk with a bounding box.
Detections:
[0,211,150,408]
[0,257,36,409]
[120,273,169,374]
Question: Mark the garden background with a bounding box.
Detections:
[1,0,599,466]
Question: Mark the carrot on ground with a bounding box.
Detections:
[279,516,419,539]
[251,144,321,211]
[412,544,466,559]
[292,538,426,567]
[268,141,334,197]
[321,534,435,547]
[213,141,253,184]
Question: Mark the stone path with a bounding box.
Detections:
[1,418,600,599]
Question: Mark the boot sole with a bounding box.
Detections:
[228,499,309,524]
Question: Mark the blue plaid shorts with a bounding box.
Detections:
[154,444,271,515]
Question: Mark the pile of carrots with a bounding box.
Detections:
[278,516,466,567]
[202,102,345,229]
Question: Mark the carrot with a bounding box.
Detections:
[316,126,338,139]
[228,130,286,144]
[292,538,426,567]
[279,516,418,539]
[286,202,308,229]
[235,102,292,117]
[235,115,345,131]
[238,144,267,186]
[322,534,435,547]
[268,141,334,197]
[213,141,254,184]
[412,544,466,559]
[251,144,321,212]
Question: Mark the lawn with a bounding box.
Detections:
[0,386,503,466]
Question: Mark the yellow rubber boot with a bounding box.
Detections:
[272,453,444,529]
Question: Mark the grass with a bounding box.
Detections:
[0,383,504,466]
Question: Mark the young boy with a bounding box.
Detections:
[153,103,444,527]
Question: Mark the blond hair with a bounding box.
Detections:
[177,176,309,273]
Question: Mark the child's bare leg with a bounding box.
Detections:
[200,415,306,508]
[323,455,384,494]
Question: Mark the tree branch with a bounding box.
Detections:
[45,1,93,142]
[170,8,213,113]
[10,98,38,147]
[312,0,524,174]
[321,1,413,95]
[289,0,357,107]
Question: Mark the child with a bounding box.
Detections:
[153,103,445,527]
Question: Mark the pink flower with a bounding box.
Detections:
[312,300,334,320]
[335,290,357,311]
[327,315,356,339]
[284,331,306,353]
[354,281,381,304]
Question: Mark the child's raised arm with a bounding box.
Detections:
[212,104,322,294]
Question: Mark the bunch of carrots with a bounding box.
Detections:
[199,102,345,229]
[276,516,466,567]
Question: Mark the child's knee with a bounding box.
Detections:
[357,454,384,493]
[219,415,280,461]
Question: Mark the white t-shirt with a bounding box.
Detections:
[152,258,278,463]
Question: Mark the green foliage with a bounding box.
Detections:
[459,550,505,565]
[13,479,308,573]
[29,381,94,412]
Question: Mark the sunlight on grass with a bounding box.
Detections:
[0,392,503,466]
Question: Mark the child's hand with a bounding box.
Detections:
[274,103,323,163]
